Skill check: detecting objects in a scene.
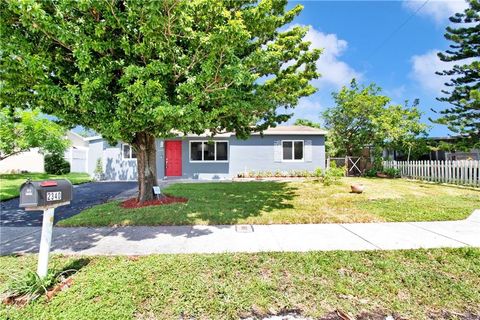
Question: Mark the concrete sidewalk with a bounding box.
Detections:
[1,210,479,256]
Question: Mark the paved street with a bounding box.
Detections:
[0,182,137,227]
[1,210,478,256]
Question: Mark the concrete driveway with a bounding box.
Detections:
[0,182,137,227]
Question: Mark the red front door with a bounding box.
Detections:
[165,141,182,176]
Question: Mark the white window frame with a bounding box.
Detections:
[281,140,304,162]
[189,140,229,163]
[121,144,137,161]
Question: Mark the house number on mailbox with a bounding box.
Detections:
[46,191,62,202]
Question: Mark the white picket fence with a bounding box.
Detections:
[383,160,480,187]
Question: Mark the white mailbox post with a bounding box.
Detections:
[19,180,73,278]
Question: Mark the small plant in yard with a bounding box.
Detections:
[313,168,323,180]
[93,158,104,181]
[2,267,78,305]
[363,168,377,177]
[2,270,57,303]
[384,168,400,178]
[323,162,345,186]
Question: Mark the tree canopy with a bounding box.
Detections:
[323,80,428,160]
[1,0,321,201]
[435,0,480,146]
[293,118,322,129]
[0,108,69,161]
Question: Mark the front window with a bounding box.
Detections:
[282,140,303,161]
[122,144,137,160]
[190,141,229,162]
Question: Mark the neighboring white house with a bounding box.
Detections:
[0,131,89,174]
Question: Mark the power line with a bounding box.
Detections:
[367,0,430,60]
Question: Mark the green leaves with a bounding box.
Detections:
[435,0,480,146]
[0,108,69,160]
[323,79,428,157]
[1,0,320,141]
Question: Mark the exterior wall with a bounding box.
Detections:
[158,135,325,180]
[0,148,45,173]
[102,142,138,181]
[87,134,326,181]
[64,147,88,173]
[229,135,325,177]
[67,131,89,148]
[87,139,104,177]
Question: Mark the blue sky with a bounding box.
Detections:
[284,0,470,137]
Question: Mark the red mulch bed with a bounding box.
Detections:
[121,196,188,209]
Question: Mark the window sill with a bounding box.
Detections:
[189,160,229,163]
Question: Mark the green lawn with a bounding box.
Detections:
[58,178,480,227]
[0,173,91,201]
[1,249,479,319]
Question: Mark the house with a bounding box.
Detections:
[0,131,89,174]
[84,126,327,181]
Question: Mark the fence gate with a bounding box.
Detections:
[328,156,372,176]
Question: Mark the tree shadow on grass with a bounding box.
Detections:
[149,181,298,225]
[0,181,299,255]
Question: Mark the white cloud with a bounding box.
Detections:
[410,50,453,93]
[293,25,361,89]
[386,85,407,99]
[279,96,324,124]
[403,0,469,24]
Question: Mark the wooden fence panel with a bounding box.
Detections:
[383,160,480,187]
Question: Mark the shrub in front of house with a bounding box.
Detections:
[237,168,325,179]
[384,168,400,178]
[238,170,314,179]
[44,153,70,175]
[363,168,378,177]
[322,162,345,186]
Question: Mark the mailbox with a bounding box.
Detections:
[19,179,73,209]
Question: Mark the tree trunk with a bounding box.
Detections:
[132,132,157,203]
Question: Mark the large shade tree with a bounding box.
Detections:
[1,0,321,201]
[435,0,479,146]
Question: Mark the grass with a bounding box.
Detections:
[0,172,91,201]
[58,178,480,227]
[0,249,479,319]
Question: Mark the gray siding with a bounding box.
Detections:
[228,135,325,177]
[87,139,138,181]
[158,135,325,180]
[180,138,230,180]
[87,134,325,181]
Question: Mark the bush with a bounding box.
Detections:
[364,168,377,177]
[313,168,323,179]
[4,270,57,302]
[44,152,70,175]
[323,162,345,186]
[384,168,400,178]
[93,158,104,181]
